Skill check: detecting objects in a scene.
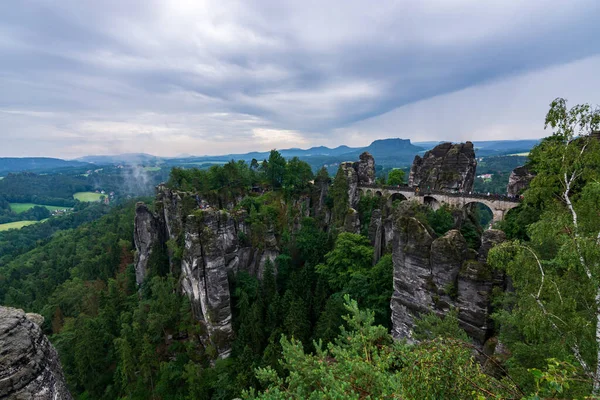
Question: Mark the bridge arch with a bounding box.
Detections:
[387,192,409,209]
[390,192,408,202]
[423,195,440,210]
[463,201,494,228]
[375,190,383,198]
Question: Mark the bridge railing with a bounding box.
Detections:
[358,184,521,203]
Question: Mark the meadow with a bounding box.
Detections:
[73,192,104,202]
[10,203,66,213]
[0,220,40,231]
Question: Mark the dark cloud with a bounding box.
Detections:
[1,0,599,157]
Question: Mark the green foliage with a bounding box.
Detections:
[386,168,405,185]
[283,157,314,193]
[330,166,349,228]
[356,193,380,237]
[425,204,455,236]
[295,217,329,266]
[316,233,373,291]
[316,234,392,328]
[245,295,519,400]
[489,98,600,397]
[413,308,469,341]
[266,150,287,189]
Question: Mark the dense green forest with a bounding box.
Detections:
[1,99,599,399]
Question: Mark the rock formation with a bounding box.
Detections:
[0,307,72,400]
[339,162,359,208]
[408,142,477,192]
[356,152,376,186]
[390,209,505,345]
[507,165,535,196]
[135,186,282,358]
[338,151,376,209]
[368,209,393,264]
[133,202,163,285]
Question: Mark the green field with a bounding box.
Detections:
[10,203,66,214]
[507,152,530,156]
[73,192,104,202]
[144,166,162,171]
[0,220,40,231]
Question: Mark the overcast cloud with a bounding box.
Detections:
[1,0,599,158]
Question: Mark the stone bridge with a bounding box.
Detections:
[358,185,520,223]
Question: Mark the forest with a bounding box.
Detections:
[1,99,599,399]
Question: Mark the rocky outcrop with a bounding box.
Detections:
[134,186,281,359]
[507,165,535,196]
[312,170,331,225]
[0,307,72,400]
[133,202,163,285]
[390,209,505,345]
[339,162,359,208]
[343,208,361,234]
[356,152,376,186]
[408,142,477,192]
[339,152,377,208]
[368,209,393,264]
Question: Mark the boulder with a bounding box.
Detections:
[0,307,72,399]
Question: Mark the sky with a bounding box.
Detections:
[1,0,599,158]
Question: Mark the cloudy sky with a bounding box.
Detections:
[1,0,599,158]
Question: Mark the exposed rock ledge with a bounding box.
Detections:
[0,306,72,400]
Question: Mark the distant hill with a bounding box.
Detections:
[1,139,539,175]
[0,158,91,174]
[471,140,539,156]
[75,153,161,165]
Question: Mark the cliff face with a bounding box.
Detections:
[0,307,72,400]
[133,202,164,285]
[507,165,535,196]
[408,142,477,192]
[135,186,285,358]
[390,211,505,345]
[368,209,393,264]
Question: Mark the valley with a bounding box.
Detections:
[2,103,599,398]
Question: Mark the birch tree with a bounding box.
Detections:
[489,98,600,396]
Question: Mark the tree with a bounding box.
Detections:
[283,157,313,192]
[489,98,600,396]
[244,295,520,400]
[266,150,287,189]
[316,233,373,291]
[387,168,405,185]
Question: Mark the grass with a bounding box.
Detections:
[144,166,162,171]
[10,203,66,214]
[73,192,104,202]
[507,152,530,156]
[0,220,40,231]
